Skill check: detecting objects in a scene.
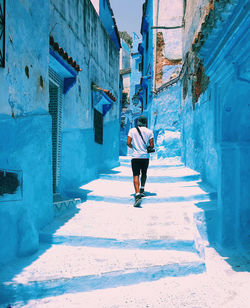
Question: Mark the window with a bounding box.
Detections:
[0,169,23,201]
[0,170,19,196]
[49,68,63,193]
[0,0,5,67]
[94,109,103,144]
[146,32,149,50]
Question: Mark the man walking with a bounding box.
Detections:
[127,115,154,207]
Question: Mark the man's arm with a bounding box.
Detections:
[127,136,133,148]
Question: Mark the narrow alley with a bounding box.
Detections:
[0,0,250,306]
[0,157,249,307]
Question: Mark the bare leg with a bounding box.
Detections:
[133,176,140,194]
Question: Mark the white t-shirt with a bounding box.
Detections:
[128,126,154,158]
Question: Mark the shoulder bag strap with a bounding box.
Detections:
[136,126,146,145]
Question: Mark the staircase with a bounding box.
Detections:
[0,157,217,306]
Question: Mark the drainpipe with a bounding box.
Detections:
[153,0,160,92]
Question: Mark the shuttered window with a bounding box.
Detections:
[94,109,103,145]
[49,68,63,193]
[0,0,5,67]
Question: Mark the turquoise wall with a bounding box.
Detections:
[60,120,120,193]
[0,0,120,265]
[0,0,53,264]
[181,0,250,248]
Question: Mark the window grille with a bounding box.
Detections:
[49,68,63,193]
[94,109,103,145]
[0,0,5,67]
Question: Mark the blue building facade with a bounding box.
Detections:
[138,0,183,158]
[0,0,120,264]
[181,0,250,248]
[130,33,143,125]
[99,0,121,51]
[138,0,250,249]
[0,0,53,264]
[139,0,154,126]
[119,38,131,156]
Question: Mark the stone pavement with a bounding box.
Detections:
[0,157,249,307]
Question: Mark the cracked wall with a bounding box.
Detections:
[181,0,250,248]
[155,32,182,87]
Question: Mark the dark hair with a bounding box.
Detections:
[137,115,147,127]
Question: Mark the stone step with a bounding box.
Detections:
[40,202,202,254]
[39,233,197,252]
[0,243,205,305]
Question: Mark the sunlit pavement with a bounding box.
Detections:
[1,157,250,307]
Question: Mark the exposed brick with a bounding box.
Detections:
[156,32,181,86]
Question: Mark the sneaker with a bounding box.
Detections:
[134,194,142,207]
[140,188,145,197]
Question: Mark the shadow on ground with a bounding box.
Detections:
[0,261,205,306]
[0,186,94,306]
[100,174,200,183]
[194,182,250,273]
[39,234,197,252]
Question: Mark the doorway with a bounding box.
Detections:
[49,68,63,193]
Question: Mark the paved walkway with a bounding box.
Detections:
[0,157,249,307]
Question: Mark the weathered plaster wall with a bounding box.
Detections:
[60,120,120,191]
[152,0,182,91]
[99,0,120,50]
[0,0,53,264]
[0,0,120,265]
[155,32,182,87]
[181,0,250,248]
[148,0,183,159]
[180,80,218,186]
[122,73,131,94]
[50,0,120,190]
[120,39,131,70]
[154,0,183,59]
[183,0,210,55]
[151,82,182,158]
[141,0,154,125]
[130,34,142,117]
[180,0,217,187]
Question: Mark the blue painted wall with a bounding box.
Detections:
[140,0,154,125]
[180,80,218,187]
[181,0,250,248]
[0,0,53,264]
[151,81,182,158]
[60,120,120,192]
[50,0,120,191]
[99,0,120,50]
[0,0,120,265]
[130,33,142,117]
[120,39,131,69]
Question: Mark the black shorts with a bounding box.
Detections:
[131,158,149,177]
